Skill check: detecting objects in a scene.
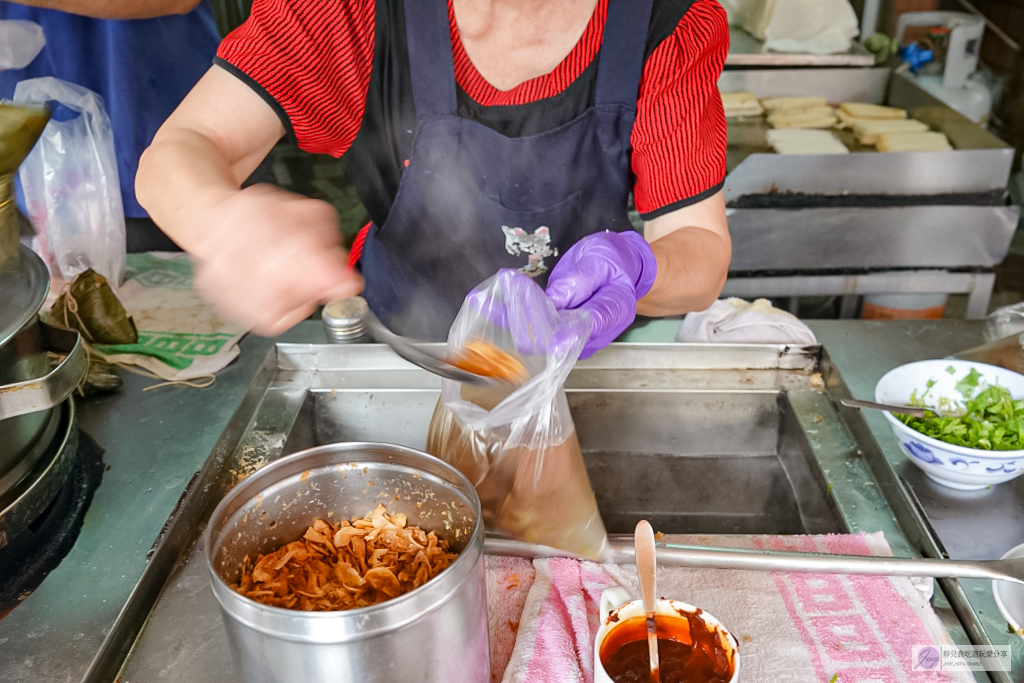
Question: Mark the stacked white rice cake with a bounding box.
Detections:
[761,97,837,129]
[721,91,764,118]
[766,129,849,155]
[835,102,907,129]
[727,94,956,153]
[852,118,930,145]
[837,102,953,150]
[877,131,953,152]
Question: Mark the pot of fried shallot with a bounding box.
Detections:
[205,442,488,683]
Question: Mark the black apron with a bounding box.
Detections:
[358,0,655,339]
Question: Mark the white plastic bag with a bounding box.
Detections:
[425,269,609,559]
[14,77,125,287]
[985,302,1024,343]
[739,0,859,55]
[0,20,45,70]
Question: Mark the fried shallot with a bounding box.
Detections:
[233,504,459,611]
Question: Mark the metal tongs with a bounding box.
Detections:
[362,310,506,386]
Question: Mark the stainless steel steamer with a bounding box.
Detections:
[0,245,86,546]
[205,442,490,683]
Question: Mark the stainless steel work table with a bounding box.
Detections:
[0,319,1020,682]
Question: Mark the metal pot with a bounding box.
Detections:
[205,442,490,683]
[0,245,86,499]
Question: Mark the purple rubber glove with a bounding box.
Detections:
[546,230,657,359]
[461,268,588,359]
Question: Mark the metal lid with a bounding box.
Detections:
[322,296,368,343]
[0,245,48,348]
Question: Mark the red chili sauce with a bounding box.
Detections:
[599,608,734,683]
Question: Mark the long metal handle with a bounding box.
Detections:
[641,543,1021,585]
[483,537,1024,585]
[0,321,87,419]
[840,398,929,418]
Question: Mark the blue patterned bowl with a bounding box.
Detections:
[875,360,1024,490]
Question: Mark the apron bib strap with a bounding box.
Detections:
[595,0,655,107]
[404,0,459,118]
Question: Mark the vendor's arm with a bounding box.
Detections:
[638,190,730,317]
[138,1,373,335]
[9,0,202,19]
[136,66,362,335]
[633,0,730,316]
[547,0,730,358]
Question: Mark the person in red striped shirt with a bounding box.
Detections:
[137,0,732,356]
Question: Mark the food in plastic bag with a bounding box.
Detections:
[13,77,126,287]
[449,339,529,384]
[425,269,609,560]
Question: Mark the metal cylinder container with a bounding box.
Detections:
[205,442,490,683]
[0,245,52,488]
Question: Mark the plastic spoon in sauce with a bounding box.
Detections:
[635,520,660,683]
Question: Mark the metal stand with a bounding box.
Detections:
[722,269,996,319]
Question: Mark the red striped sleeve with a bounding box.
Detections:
[217,0,728,217]
[632,0,729,218]
[216,0,375,158]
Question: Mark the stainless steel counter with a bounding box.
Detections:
[0,332,285,682]
[810,320,1024,679]
[0,320,1020,682]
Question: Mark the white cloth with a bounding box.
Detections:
[488,533,968,683]
[764,0,859,54]
[735,0,859,54]
[676,298,817,345]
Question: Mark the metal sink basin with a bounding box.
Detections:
[109,341,939,683]
[284,383,843,536]
[574,391,841,535]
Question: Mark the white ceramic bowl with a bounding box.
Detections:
[875,360,1024,490]
[993,543,1024,642]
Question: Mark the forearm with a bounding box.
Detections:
[638,227,730,317]
[136,131,244,258]
[136,66,285,257]
[9,0,202,19]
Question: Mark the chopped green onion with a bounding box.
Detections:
[899,371,1024,451]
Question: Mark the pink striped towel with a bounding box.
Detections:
[486,532,975,683]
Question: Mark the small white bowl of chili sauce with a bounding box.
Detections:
[595,586,739,683]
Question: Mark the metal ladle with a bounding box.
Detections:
[839,398,932,418]
[362,309,507,386]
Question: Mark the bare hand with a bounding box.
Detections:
[191,185,363,336]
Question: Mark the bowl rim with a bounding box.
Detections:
[876,360,1024,459]
[992,542,1024,640]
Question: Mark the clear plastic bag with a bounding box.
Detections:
[985,301,1024,343]
[426,269,609,560]
[13,77,125,287]
[0,20,45,70]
